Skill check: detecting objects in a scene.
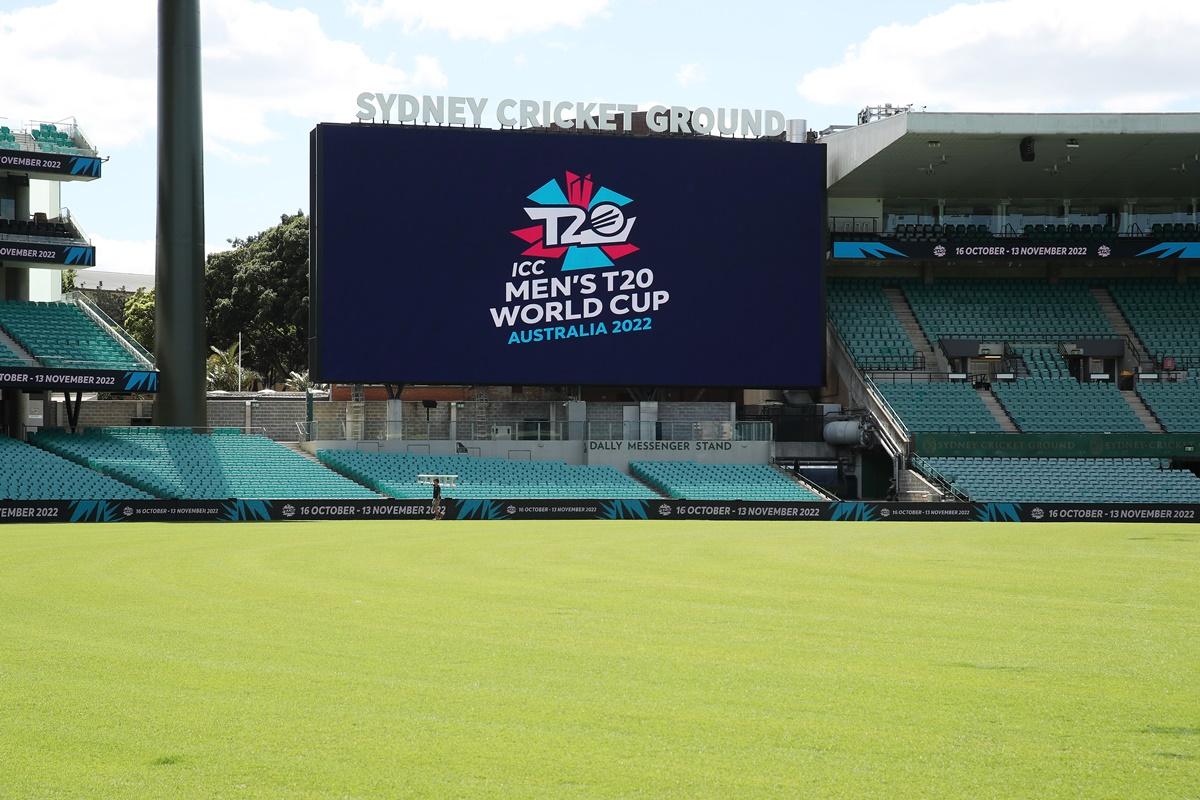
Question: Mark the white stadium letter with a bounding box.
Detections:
[447,96,468,126]
[466,97,488,127]
[374,93,397,122]
[397,94,419,123]
[356,92,375,121]
[646,105,669,133]
[497,99,518,127]
[763,110,786,136]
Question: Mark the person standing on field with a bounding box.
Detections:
[430,477,443,520]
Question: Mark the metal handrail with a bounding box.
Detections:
[909,454,971,502]
[861,374,912,441]
[65,291,155,368]
[77,425,270,436]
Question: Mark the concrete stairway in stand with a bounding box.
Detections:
[1090,285,1151,367]
[1121,389,1165,433]
[883,286,945,372]
[977,386,1021,432]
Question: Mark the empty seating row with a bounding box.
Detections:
[32,428,377,500]
[1136,378,1200,433]
[993,378,1146,433]
[0,217,75,239]
[874,381,1003,433]
[1022,223,1114,240]
[827,280,918,369]
[921,457,1200,503]
[630,461,823,501]
[1107,280,1200,363]
[0,435,150,500]
[0,338,26,368]
[0,300,142,370]
[1149,223,1200,240]
[1014,345,1070,379]
[904,280,1113,342]
[889,223,995,241]
[319,451,659,499]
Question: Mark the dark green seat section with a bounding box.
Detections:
[921,457,1200,503]
[0,301,142,370]
[903,280,1113,341]
[318,451,659,499]
[987,346,1143,433]
[630,461,822,500]
[827,279,915,369]
[0,435,150,500]
[1137,377,1200,432]
[874,381,1002,432]
[1107,280,1200,365]
[32,428,377,499]
[0,337,26,367]
[993,377,1145,432]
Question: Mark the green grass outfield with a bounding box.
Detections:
[0,521,1196,799]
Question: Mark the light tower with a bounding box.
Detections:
[153,0,207,427]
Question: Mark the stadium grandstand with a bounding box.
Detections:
[821,110,1200,503]
[2,106,1200,510]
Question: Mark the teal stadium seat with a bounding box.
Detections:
[903,280,1113,342]
[0,301,142,370]
[630,461,823,500]
[1137,376,1200,432]
[986,346,1145,433]
[1108,280,1200,366]
[317,451,659,499]
[827,279,917,369]
[32,428,377,499]
[921,457,1200,503]
[0,435,150,500]
[874,381,1002,433]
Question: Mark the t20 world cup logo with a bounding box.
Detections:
[511,171,640,270]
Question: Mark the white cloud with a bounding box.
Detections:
[675,63,705,88]
[348,0,609,42]
[0,0,447,154]
[90,236,236,276]
[92,236,156,275]
[797,0,1200,113]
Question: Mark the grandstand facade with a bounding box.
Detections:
[824,111,1200,504]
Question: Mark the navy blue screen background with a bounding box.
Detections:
[311,123,825,386]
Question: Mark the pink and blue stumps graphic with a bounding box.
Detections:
[511,171,640,271]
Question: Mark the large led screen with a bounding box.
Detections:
[310,123,825,386]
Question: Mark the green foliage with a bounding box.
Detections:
[0,521,1196,798]
[60,268,77,293]
[207,211,309,387]
[206,340,262,391]
[122,288,155,352]
[285,370,327,392]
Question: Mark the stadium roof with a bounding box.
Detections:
[822,112,1200,200]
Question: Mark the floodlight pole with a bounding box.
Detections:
[153,0,207,427]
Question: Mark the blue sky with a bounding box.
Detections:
[2,0,1197,274]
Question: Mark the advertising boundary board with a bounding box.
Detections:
[832,237,1200,262]
[0,149,102,179]
[2,499,1197,523]
[0,367,159,393]
[0,242,95,267]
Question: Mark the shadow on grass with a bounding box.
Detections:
[1142,726,1200,736]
